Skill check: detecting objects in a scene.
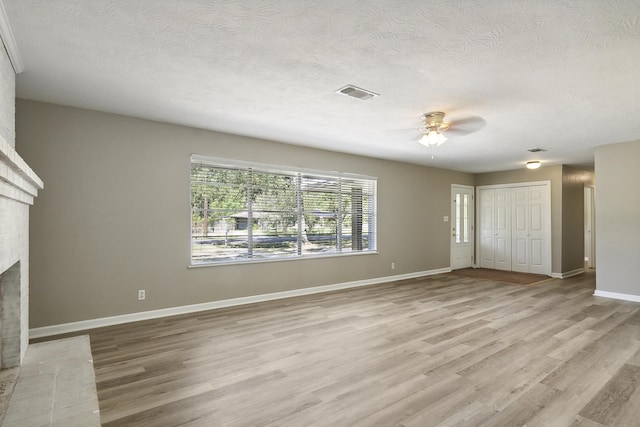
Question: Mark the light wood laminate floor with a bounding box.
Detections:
[77,271,640,426]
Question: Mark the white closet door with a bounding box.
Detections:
[494,188,512,271]
[477,182,551,275]
[528,185,548,274]
[511,187,530,272]
[479,189,495,269]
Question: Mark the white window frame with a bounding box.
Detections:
[190,155,377,266]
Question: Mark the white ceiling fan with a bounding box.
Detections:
[417,111,485,149]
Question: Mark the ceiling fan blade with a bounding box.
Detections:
[386,127,424,142]
[447,116,486,136]
[388,127,419,133]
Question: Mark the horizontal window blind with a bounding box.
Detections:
[191,156,377,265]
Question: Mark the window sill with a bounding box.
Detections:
[188,250,379,269]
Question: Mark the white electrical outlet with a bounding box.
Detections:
[138,289,146,301]
[391,262,395,269]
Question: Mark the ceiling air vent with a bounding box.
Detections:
[336,85,379,101]
[527,147,547,153]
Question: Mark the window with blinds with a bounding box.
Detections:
[190,155,377,265]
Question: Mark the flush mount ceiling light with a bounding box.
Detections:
[418,112,449,147]
[526,161,541,169]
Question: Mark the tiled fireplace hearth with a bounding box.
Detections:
[0,134,43,368]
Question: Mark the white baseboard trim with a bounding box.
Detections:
[30,267,452,339]
[593,290,640,303]
[550,268,585,279]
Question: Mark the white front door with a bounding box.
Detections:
[451,185,474,270]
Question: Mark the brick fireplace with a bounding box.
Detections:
[0,136,43,368]
[0,7,43,369]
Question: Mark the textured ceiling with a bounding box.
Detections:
[4,0,640,172]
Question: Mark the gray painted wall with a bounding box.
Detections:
[594,140,640,296]
[561,166,588,273]
[17,100,474,328]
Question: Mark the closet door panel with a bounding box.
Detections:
[495,236,510,268]
[479,189,495,269]
[511,187,529,273]
[494,189,511,270]
[530,238,544,271]
[528,185,548,275]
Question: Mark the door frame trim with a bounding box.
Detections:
[584,186,596,269]
[475,180,552,275]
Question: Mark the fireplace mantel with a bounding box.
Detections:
[0,134,43,204]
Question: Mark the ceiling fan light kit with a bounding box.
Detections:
[419,131,447,146]
[418,111,450,147]
[414,111,484,159]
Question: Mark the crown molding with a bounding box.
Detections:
[0,0,23,73]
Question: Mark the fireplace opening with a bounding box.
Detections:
[0,261,21,369]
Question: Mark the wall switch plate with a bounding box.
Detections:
[444,216,449,222]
